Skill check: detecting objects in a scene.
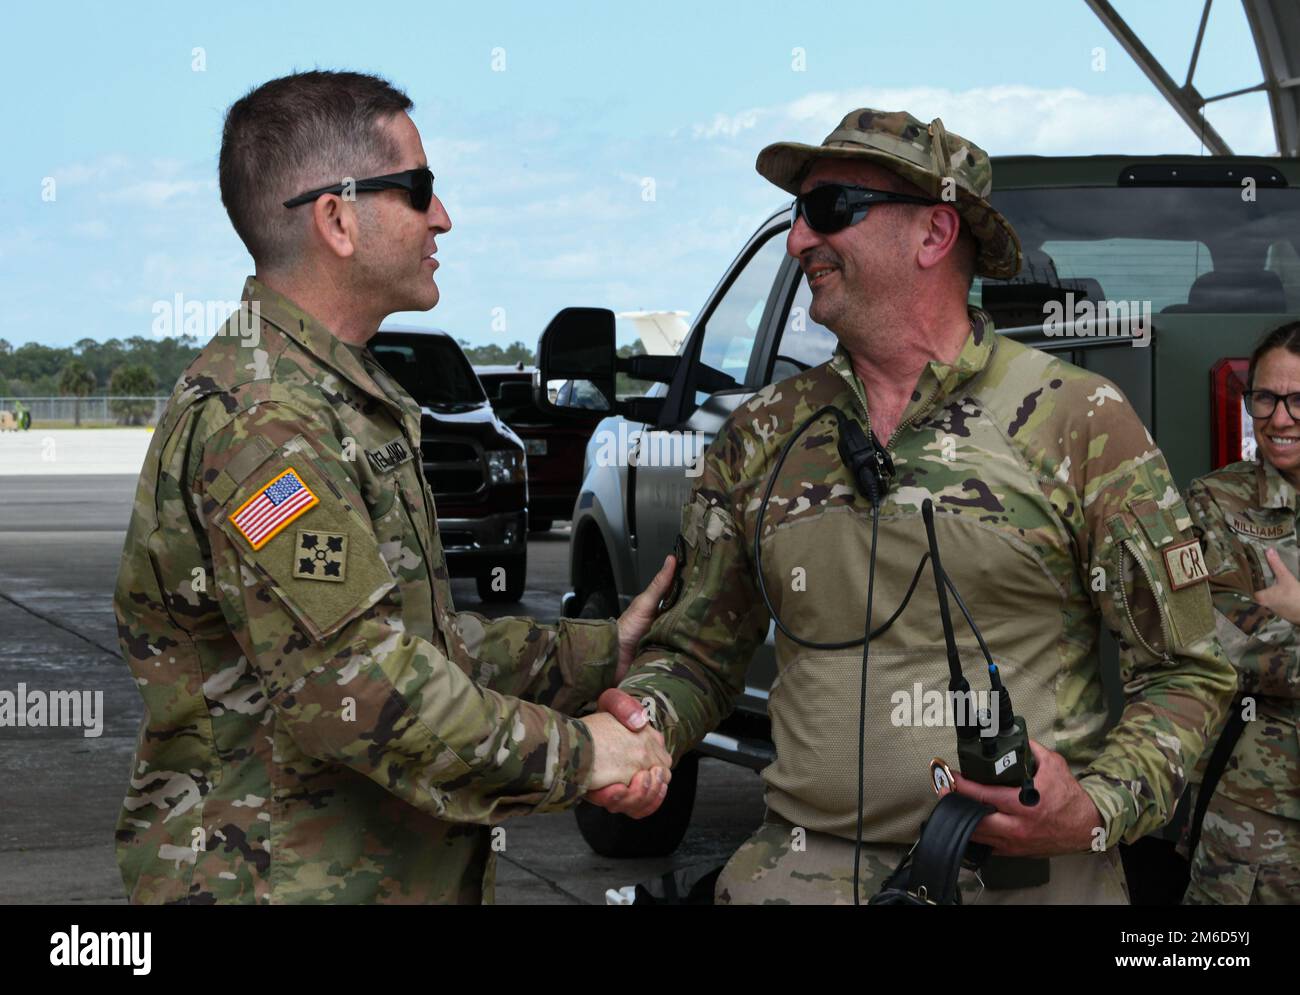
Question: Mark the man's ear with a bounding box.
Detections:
[916,203,962,272]
[310,194,358,260]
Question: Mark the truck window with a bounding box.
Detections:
[372,334,487,406]
[973,185,1300,328]
[693,230,790,406]
[768,271,839,382]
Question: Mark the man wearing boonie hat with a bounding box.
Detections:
[614,109,1233,903]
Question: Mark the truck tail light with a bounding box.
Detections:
[1210,358,1256,469]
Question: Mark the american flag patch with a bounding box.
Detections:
[228,467,319,550]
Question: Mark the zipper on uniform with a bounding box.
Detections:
[842,365,937,459]
[1117,540,1172,659]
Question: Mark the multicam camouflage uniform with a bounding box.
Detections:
[1182,458,1300,904]
[621,317,1237,904]
[114,278,618,904]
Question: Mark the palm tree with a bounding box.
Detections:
[58,360,96,427]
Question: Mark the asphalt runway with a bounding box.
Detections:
[0,473,764,904]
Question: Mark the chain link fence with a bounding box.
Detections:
[0,396,169,426]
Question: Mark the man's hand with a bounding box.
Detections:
[583,688,671,818]
[947,740,1104,857]
[578,690,672,798]
[1255,547,1300,624]
[615,554,678,683]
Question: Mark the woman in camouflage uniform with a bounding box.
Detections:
[1184,322,1300,904]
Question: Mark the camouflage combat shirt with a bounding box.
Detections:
[622,309,1236,849]
[1186,458,1300,819]
[114,278,617,904]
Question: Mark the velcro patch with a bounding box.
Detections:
[292,529,348,583]
[1163,538,1210,590]
[228,467,319,550]
[1226,512,1294,541]
[365,437,414,474]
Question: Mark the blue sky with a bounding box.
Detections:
[0,0,1277,351]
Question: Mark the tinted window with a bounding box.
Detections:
[372,334,486,405]
[975,186,1300,327]
[693,230,790,404]
[772,271,840,379]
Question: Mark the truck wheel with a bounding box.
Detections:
[574,750,700,858]
[577,586,617,620]
[476,552,527,602]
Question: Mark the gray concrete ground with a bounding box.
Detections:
[0,428,154,475]
[0,473,765,904]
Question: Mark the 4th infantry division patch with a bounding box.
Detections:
[293,529,348,582]
[229,467,319,550]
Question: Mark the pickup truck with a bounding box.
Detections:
[536,154,1300,896]
[371,326,530,602]
[475,363,602,533]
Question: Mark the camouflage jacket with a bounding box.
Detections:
[1186,458,1300,819]
[622,310,1235,850]
[113,278,617,904]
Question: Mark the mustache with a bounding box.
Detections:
[801,250,841,272]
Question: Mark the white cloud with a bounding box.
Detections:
[688,84,1276,157]
[105,178,213,207]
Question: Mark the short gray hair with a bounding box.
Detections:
[219,70,413,269]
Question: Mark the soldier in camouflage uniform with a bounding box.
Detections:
[615,109,1236,903]
[113,71,672,904]
[1183,323,1300,904]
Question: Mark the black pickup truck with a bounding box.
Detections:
[372,325,529,602]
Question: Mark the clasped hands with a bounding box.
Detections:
[576,554,678,819]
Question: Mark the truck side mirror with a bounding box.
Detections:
[537,307,617,415]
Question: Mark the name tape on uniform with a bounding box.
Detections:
[365,438,414,474]
[1225,512,1294,541]
[229,467,319,550]
[1162,538,1210,590]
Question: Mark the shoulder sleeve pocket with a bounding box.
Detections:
[216,453,396,643]
[1108,499,1215,654]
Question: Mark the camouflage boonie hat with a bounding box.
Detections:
[756,108,1022,279]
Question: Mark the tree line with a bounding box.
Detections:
[0,335,539,400]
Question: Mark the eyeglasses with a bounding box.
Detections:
[283,167,435,212]
[792,183,939,235]
[1244,389,1300,420]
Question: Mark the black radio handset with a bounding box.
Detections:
[836,415,893,506]
[921,499,1039,805]
[921,498,1047,890]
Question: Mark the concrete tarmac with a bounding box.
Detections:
[0,472,765,904]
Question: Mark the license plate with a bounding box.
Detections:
[525,439,547,456]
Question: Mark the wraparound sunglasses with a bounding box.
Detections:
[283,166,434,212]
[793,183,939,234]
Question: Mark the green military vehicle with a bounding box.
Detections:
[537,154,1300,900]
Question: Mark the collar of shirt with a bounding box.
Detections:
[1256,454,1299,514]
[241,276,420,442]
[828,306,996,439]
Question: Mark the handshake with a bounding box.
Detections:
[578,688,673,819]
[575,553,679,820]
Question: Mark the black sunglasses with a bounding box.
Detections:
[1244,389,1300,420]
[793,183,939,234]
[283,167,435,212]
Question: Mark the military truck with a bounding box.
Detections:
[536,155,1300,891]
